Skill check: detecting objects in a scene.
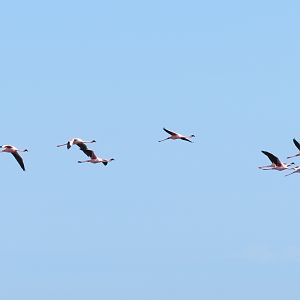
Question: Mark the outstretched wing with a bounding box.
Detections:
[261,150,282,166]
[293,138,300,151]
[163,128,177,136]
[76,143,95,158]
[76,142,88,151]
[11,152,25,171]
[84,149,97,159]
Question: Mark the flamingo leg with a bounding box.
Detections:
[258,164,273,169]
[56,143,68,147]
[158,137,171,142]
[285,171,297,176]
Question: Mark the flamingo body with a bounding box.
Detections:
[78,149,114,166]
[158,128,195,143]
[0,145,28,171]
[259,150,294,171]
[57,138,96,157]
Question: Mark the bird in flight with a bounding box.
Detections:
[287,138,300,159]
[78,149,114,166]
[158,128,195,143]
[259,150,294,171]
[0,145,28,171]
[56,138,96,156]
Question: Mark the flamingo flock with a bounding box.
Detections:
[3,129,300,178]
[1,128,194,171]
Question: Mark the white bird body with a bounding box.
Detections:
[78,149,114,166]
[259,150,294,171]
[0,144,28,171]
[56,138,96,149]
[1,145,18,153]
[159,128,195,143]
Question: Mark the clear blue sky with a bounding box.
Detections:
[1,1,300,299]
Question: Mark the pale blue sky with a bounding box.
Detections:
[1,1,300,299]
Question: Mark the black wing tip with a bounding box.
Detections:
[11,152,26,171]
[293,138,300,150]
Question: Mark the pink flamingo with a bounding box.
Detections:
[56,138,96,149]
[0,145,28,171]
[259,150,294,171]
[158,128,195,143]
[78,149,114,166]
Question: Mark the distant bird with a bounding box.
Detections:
[158,128,195,143]
[78,149,114,166]
[287,138,300,159]
[285,166,300,176]
[57,138,96,156]
[0,145,28,171]
[259,150,295,171]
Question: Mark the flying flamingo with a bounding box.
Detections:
[0,145,28,171]
[287,138,300,159]
[259,150,294,171]
[56,138,96,152]
[285,166,300,176]
[78,149,114,166]
[158,128,195,143]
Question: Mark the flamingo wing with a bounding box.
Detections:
[261,151,282,166]
[11,152,25,171]
[76,142,88,151]
[84,149,97,159]
[83,149,95,158]
[163,128,177,136]
[293,138,300,151]
[75,143,95,158]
